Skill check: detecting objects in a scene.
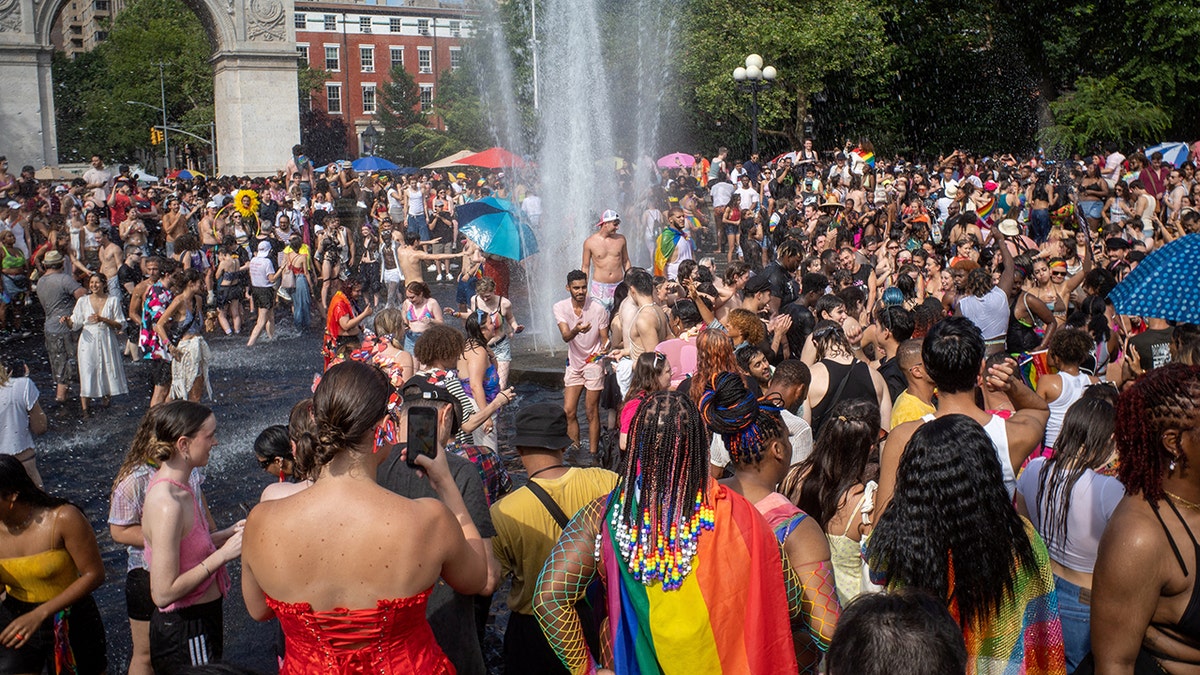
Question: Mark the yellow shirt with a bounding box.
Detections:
[490,467,618,615]
[890,390,935,429]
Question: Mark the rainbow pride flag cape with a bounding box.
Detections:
[654,227,684,277]
[975,195,997,227]
[599,483,798,675]
[852,147,875,169]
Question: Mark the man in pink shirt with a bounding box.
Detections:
[553,269,610,455]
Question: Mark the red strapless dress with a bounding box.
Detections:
[265,588,455,674]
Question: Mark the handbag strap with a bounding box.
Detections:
[525,479,570,530]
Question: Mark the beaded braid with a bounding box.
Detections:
[699,371,786,465]
[612,391,715,590]
[1115,364,1200,504]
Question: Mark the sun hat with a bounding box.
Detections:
[944,182,959,199]
[43,250,65,267]
[512,403,573,450]
[997,219,1021,237]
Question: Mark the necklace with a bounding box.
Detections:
[528,464,566,480]
[1166,491,1200,512]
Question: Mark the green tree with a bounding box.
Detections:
[374,64,424,162]
[1039,76,1171,154]
[435,57,492,151]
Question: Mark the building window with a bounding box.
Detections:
[300,88,312,111]
[419,84,433,112]
[360,46,374,72]
[359,16,371,33]
[93,0,109,10]
[294,13,306,29]
[325,45,340,71]
[417,18,429,36]
[323,14,336,30]
[389,17,402,33]
[296,44,309,66]
[94,30,107,41]
[390,46,404,69]
[362,84,377,114]
[449,20,460,37]
[449,48,462,70]
[326,83,342,114]
[417,47,431,74]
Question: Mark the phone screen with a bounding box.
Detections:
[406,407,439,468]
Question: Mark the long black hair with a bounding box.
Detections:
[785,399,880,529]
[866,414,1036,627]
[1034,398,1116,549]
[0,455,67,509]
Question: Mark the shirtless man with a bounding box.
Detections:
[396,233,458,285]
[161,197,187,256]
[613,268,668,396]
[581,209,630,311]
[119,214,148,254]
[97,229,123,297]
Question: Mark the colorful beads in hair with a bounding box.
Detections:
[699,371,783,465]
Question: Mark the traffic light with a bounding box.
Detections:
[150,127,164,145]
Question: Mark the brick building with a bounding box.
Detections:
[294,0,475,157]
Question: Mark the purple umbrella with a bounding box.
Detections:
[656,152,696,169]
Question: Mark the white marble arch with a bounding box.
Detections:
[1,0,299,175]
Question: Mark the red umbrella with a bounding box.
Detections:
[460,147,526,169]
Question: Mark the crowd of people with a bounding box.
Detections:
[1,138,1200,674]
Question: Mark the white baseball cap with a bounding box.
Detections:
[599,209,620,224]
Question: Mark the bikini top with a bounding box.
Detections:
[406,301,435,324]
[1149,498,1200,647]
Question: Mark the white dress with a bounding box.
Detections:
[72,294,129,398]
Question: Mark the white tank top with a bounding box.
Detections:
[406,187,426,215]
[958,287,1009,342]
[1044,371,1091,449]
[923,413,1016,496]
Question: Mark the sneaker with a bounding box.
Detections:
[427,264,437,272]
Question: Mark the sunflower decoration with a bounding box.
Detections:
[233,188,261,235]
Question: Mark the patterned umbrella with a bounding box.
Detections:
[1109,233,1200,322]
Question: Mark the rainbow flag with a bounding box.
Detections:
[685,214,702,232]
[852,147,875,169]
[1017,350,1051,392]
[599,483,798,675]
[654,227,684,277]
[975,196,997,228]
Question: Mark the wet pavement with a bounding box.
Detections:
[6,275,588,674]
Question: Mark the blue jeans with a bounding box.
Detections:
[1054,574,1091,672]
[407,213,430,241]
[1030,209,1051,244]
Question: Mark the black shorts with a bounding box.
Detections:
[150,359,173,387]
[0,594,107,675]
[126,567,154,621]
[149,597,224,674]
[250,286,276,310]
[216,285,243,309]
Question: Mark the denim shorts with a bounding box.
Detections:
[492,335,512,362]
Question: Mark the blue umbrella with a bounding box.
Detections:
[352,156,400,172]
[1144,142,1190,168]
[1109,233,1200,323]
[456,197,539,261]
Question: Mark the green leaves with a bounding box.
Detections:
[1040,76,1171,154]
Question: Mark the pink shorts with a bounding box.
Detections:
[564,362,604,391]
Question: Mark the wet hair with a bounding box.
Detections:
[1171,323,1200,366]
[463,310,489,348]
[922,316,984,394]
[0,455,67,509]
[826,590,967,675]
[253,425,292,464]
[700,371,785,465]
[413,324,465,368]
[626,268,653,296]
[770,359,811,390]
[1047,327,1094,367]
[1034,397,1116,550]
[814,294,846,320]
[868,414,1037,627]
[837,286,866,316]
[309,361,390,472]
[288,399,316,481]
[113,405,167,491]
[1082,268,1116,298]
[735,344,767,379]
[1115,364,1200,504]
[877,306,915,342]
[672,299,702,329]
[372,308,405,346]
[911,298,943,339]
[566,269,587,285]
[677,259,698,282]
[475,276,496,294]
[801,272,829,297]
[723,261,750,285]
[406,280,431,299]
[784,399,880,529]
[89,271,109,293]
[172,268,202,292]
[811,320,852,360]
[963,267,993,297]
[725,308,767,345]
[690,329,737,409]
[625,351,671,404]
[1065,295,1111,348]
[144,401,214,465]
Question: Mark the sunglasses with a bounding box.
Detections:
[257,456,276,470]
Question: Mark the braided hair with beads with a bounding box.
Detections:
[1115,363,1200,504]
[699,371,785,465]
[612,390,715,589]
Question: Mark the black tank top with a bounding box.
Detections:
[810,359,876,435]
[1147,498,1200,653]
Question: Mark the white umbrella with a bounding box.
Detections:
[422,149,476,170]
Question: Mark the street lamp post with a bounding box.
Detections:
[732,54,777,156]
[362,122,379,157]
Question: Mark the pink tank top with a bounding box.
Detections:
[144,476,230,612]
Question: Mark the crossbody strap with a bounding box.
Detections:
[525,479,570,529]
